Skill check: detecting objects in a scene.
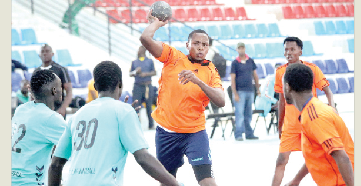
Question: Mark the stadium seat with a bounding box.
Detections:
[244,24,257,38]
[232,24,246,39]
[56,49,81,67]
[324,21,337,35]
[193,25,207,32]
[12,29,22,45]
[335,4,347,17]
[224,7,237,21]
[264,63,275,75]
[325,5,337,17]
[348,77,354,93]
[77,69,93,88]
[120,91,133,104]
[120,10,132,24]
[229,46,238,60]
[219,25,233,40]
[324,59,337,74]
[21,28,39,45]
[346,4,354,17]
[154,27,168,41]
[336,59,349,73]
[222,65,231,81]
[187,8,200,21]
[266,43,282,58]
[212,7,225,21]
[179,26,193,41]
[173,9,187,22]
[68,70,79,88]
[304,5,316,18]
[200,8,212,21]
[293,6,305,19]
[235,7,248,20]
[347,39,354,53]
[253,43,267,59]
[314,5,327,18]
[303,41,316,56]
[12,72,23,92]
[268,23,281,37]
[317,88,325,96]
[313,60,326,74]
[134,9,147,23]
[314,21,326,35]
[24,71,32,81]
[176,46,188,54]
[106,9,121,23]
[256,64,265,79]
[207,25,220,40]
[335,20,347,34]
[346,20,354,34]
[169,26,183,41]
[245,44,255,58]
[328,79,338,94]
[336,77,350,94]
[23,50,42,68]
[282,6,294,19]
[12,51,23,63]
[256,23,269,38]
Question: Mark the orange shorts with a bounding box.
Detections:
[279,131,302,153]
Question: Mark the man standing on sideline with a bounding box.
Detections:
[271,37,336,186]
[282,63,353,186]
[130,46,157,129]
[12,70,66,186]
[231,42,260,141]
[33,44,72,119]
[139,10,224,186]
[48,61,182,186]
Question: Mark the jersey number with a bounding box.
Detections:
[12,124,26,153]
[74,118,98,151]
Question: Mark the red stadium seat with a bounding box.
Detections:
[325,5,337,17]
[120,10,132,24]
[304,5,316,18]
[346,4,354,17]
[235,7,249,20]
[252,0,262,4]
[282,6,294,19]
[335,4,347,17]
[187,8,200,21]
[212,7,225,21]
[293,6,305,19]
[314,5,327,18]
[106,9,121,23]
[173,8,187,22]
[168,0,181,6]
[117,0,129,6]
[224,7,237,20]
[200,8,212,21]
[94,1,105,7]
[134,9,147,23]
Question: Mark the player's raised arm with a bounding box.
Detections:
[331,150,354,186]
[48,156,68,186]
[133,148,181,186]
[139,10,168,58]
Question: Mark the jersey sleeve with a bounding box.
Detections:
[117,106,149,154]
[313,66,330,90]
[53,117,73,160]
[230,61,236,74]
[155,43,180,64]
[274,68,283,94]
[209,65,223,89]
[45,113,67,144]
[252,60,257,71]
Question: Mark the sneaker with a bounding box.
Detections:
[246,136,259,140]
[235,137,244,141]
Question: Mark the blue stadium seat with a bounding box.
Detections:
[244,24,257,38]
[256,23,269,38]
[77,69,93,88]
[245,44,255,59]
[314,21,326,35]
[336,77,349,94]
[219,25,233,40]
[348,77,354,93]
[169,26,183,41]
[317,88,325,96]
[324,59,337,74]
[336,59,349,73]
[68,70,82,88]
[313,60,326,74]
[24,71,32,81]
[57,49,81,67]
[193,25,207,32]
[328,79,338,94]
[23,50,42,68]
[120,91,133,104]
[12,51,23,63]
[346,20,354,34]
[176,46,188,55]
[335,20,347,34]
[228,46,238,60]
[207,25,220,40]
[264,63,275,75]
[21,28,38,44]
[232,24,246,39]
[12,29,22,45]
[12,72,23,92]
[256,64,265,79]
[179,26,193,41]
[348,39,354,53]
[154,27,168,41]
[222,65,231,81]
[303,41,316,56]
[215,45,232,60]
[266,43,284,58]
[253,43,267,59]
[268,23,281,37]
[324,21,337,35]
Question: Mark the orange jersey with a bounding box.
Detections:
[152,43,223,133]
[301,97,354,186]
[275,61,329,134]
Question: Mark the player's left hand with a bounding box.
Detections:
[178,70,201,85]
[57,107,66,117]
[124,95,141,111]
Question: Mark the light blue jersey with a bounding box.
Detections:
[255,74,278,117]
[54,97,149,186]
[11,101,67,186]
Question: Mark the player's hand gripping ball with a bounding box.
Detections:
[150,1,172,22]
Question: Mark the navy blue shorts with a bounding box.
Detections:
[155,126,212,172]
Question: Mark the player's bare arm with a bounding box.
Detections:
[230,73,239,102]
[253,70,261,97]
[133,148,181,186]
[58,82,72,117]
[284,164,309,186]
[124,95,141,111]
[140,70,157,78]
[140,10,168,58]
[178,70,225,107]
[331,150,354,186]
[48,156,68,186]
[278,93,286,138]
[323,86,336,109]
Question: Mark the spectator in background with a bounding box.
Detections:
[16,80,31,106]
[33,44,72,119]
[205,38,219,61]
[86,78,98,103]
[130,46,156,129]
[12,59,28,72]
[231,42,261,141]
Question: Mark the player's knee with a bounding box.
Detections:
[192,164,214,183]
[276,153,289,167]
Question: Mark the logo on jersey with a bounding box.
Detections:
[12,171,22,177]
[35,165,45,185]
[70,167,96,175]
[112,167,119,185]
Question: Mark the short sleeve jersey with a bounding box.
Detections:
[130,57,155,84]
[86,79,98,103]
[152,43,223,133]
[274,61,329,133]
[301,97,354,186]
[54,97,149,186]
[11,101,66,185]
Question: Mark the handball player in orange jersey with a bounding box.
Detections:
[282,63,354,186]
[271,37,336,186]
[139,10,225,186]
